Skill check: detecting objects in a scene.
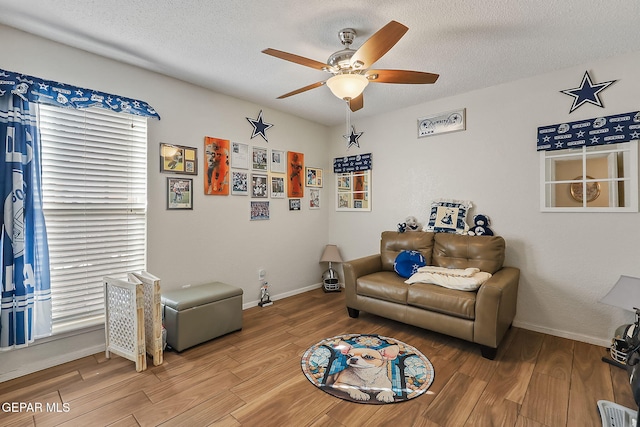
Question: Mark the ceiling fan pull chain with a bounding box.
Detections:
[345,100,351,138]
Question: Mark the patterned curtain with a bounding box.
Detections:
[0,88,52,350]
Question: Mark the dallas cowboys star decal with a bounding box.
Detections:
[343,126,363,149]
[246,110,274,142]
[560,71,616,113]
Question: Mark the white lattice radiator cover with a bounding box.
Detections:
[129,271,163,366]
[104,277,146,372]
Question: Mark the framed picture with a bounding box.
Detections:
[250,201,270,220]
[251,173,268,198]
[270,175,285,198]
[252,146,268,171]
[167,177,193,210]
[271,149,286,173]
[309,188,320,209]
[231,170,248,195]
[305,167,323,187]
[204,137,230,195]
[336,170,371,211]
[417,108,466,138]
[231,142,249,169]
[289,199,301,211]
[287,151,304,197]
[160,143,198,175]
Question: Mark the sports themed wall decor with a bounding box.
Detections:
[287,151,304,198]
[537,111,640,151]
[160,143,198,175]
[204,137,230,195]
[417,108,465,138]
[231,142,249,169]
[167,177,193,210]
[343,126,363,150]
[560,71,616,113]
[246,110,274,142]
[305,167,323,187]
[334,154,372,211]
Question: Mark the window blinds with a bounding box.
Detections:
[39,105,147,332]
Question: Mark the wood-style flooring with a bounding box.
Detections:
[0,288,636,426]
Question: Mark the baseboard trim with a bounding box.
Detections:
[513,320,610,348]
[0,343,105,383]
[243,282,323,309]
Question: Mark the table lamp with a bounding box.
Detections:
[320,244,343,292]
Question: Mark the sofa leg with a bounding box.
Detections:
[347,307,360,318]
[480,345,498,360]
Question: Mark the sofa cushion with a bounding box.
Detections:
[407,283,476,320]
[393,250,427,278]
[380,231,435,272]
[432,233,505,274]
[357,271,408,304]
[423,199,472,234]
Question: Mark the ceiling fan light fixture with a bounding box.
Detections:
[326,74,369,100]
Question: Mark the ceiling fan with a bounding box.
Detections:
[262,21,439,112]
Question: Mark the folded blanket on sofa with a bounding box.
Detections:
[405,269,492,291]
[416,266,480,277]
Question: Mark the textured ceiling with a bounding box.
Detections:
[0,0,638,126]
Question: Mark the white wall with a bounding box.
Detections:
[328,50,640,347]
[1,21,638,381]
[0,24,331,381]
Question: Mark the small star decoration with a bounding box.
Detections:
[343,126,363,149]
[560,71,616,113]
[246,110,274,142]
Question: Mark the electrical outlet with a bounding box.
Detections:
[258,269,266,280]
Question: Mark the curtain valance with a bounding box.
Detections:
[333,153,372,173]
[0,68,160,119]
[537,111,640,151]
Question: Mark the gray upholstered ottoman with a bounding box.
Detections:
[161,282,243,352]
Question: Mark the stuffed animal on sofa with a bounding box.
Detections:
[398,216,421,233]
[405,216,421,231]
[468,214,494,236]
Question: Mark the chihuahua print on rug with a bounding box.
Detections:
[331,341,400,402]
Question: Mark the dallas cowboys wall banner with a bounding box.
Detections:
[0,68,160,119]
[333,153,372,173]
[537,111,640,152]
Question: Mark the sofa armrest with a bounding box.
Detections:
[343,254,382,307]
[473,266,520,348]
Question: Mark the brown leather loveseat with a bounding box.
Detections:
[343,231,519,359]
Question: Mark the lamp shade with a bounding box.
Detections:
[326,74,369,100]
[320,244,343,263]
[600,275,640,312]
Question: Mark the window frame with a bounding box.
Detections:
[539,140,638,212]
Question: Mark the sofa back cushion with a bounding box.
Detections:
[432,233,505,274]
[380,231,435,271]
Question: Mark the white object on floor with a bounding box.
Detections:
[597,400,637,427]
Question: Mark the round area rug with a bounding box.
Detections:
[301,333,434,404]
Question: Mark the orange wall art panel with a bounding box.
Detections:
[287,151,304,198]
[204,137,230,195]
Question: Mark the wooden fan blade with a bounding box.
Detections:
[366,69,439,84]
[262,48,328,70]
[349,21,408,69]
[349,94,364,112]
[277,81,326,99]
